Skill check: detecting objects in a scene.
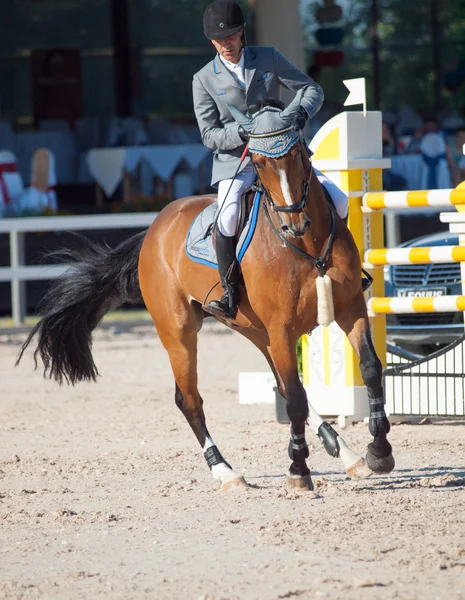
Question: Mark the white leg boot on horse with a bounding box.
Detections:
[337,294,395,474]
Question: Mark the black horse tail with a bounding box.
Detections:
[16,231,146,385]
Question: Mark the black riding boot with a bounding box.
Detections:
[206,230,240,319]
[342,214,372,292]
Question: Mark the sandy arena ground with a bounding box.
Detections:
[1,320,464,600]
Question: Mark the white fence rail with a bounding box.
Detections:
[0,213,158,325]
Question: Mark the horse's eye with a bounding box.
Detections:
[255,162,264,171]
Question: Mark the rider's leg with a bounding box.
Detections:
[206,169,257,318]
[313,168,348,219]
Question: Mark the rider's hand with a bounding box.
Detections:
[293,106,308,131]
[238,125,250,142]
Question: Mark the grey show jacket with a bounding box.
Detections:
[192,46,324,186]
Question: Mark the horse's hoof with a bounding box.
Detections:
[346,458,373,480]
[286,473,314,491]
[221,475,248,492]
[366,448,395,474]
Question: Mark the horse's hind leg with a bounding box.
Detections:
[337,293,395,474]
[149,296,246,491]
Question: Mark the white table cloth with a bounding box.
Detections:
[390,155,424,190]
[390,154,451,190]
[85,144,211,197]
[15,131,77,184]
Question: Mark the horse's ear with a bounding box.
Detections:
[228,104,255,132]
[280,88,307,125]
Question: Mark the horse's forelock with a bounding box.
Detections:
[251,98,285,115]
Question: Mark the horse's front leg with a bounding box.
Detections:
[268,329,313,490]
[337,294,395,474]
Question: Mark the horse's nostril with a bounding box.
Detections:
[282,225,289,232]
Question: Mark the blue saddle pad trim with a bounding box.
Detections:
[186,191,261,268]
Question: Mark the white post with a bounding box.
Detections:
[10,230,26,325]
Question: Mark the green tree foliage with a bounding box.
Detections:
[302,0,465,115]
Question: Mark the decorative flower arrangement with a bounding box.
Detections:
[112,194,175,213]
[16,206,67,218]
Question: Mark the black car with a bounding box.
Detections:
[384,230,463,354]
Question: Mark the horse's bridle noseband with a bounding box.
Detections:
[249,128,336,277]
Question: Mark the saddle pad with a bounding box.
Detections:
[186,191,261,268]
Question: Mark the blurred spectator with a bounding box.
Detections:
[447,127,465,186]
[382,121,406,191]
[423,118,440,134]
[404,119,440,155]
[382,121,396,156]
[404,126,423,154]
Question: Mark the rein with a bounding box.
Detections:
[261,190,335,277]
[250,136,335,277]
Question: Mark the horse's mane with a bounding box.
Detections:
[250,98,285,114]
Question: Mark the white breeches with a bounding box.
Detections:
[217,168,349,237]
[217,170,257,237]
[313,168,348,220]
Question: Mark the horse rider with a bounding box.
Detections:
[193,0,350,319]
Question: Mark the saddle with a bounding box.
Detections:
[186,189,261,269]
[186,185,339,269]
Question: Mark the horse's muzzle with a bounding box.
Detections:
[282,216,311,238]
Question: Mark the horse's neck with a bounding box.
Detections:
[305,177,332,246]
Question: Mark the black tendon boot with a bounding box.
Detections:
[342,214,372,292]
[206,230,240,318]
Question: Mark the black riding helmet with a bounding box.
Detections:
[203,0,245,41]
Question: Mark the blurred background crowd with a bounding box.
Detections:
[0,0,464,217]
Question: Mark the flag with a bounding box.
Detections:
[343,77,366,115]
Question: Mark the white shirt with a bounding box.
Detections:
[219,52,246,89]
[219,51,254,173]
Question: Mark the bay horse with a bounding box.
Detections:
[17,94,394,491]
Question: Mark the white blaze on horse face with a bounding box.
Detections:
[278,168,294,207]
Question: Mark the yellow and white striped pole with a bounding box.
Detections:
[368,295,465,316]
[364,246,465,266]
[363,188,465,210]
[302,111,391,424]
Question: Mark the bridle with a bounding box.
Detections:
[249,127,311,216]
[248,128,336,277]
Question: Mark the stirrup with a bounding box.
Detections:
[206,294,238,319]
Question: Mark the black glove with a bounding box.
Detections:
[238,125,250,142]
[293,106,308,131]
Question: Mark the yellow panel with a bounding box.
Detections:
[339,170,363,193]
[323,326,331,385]
[348,195,364,261]
[369,170,383,189]
[301,334,309,386]
[344,336,364,386]
[312,127,340,162]
[373,314,387,369]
